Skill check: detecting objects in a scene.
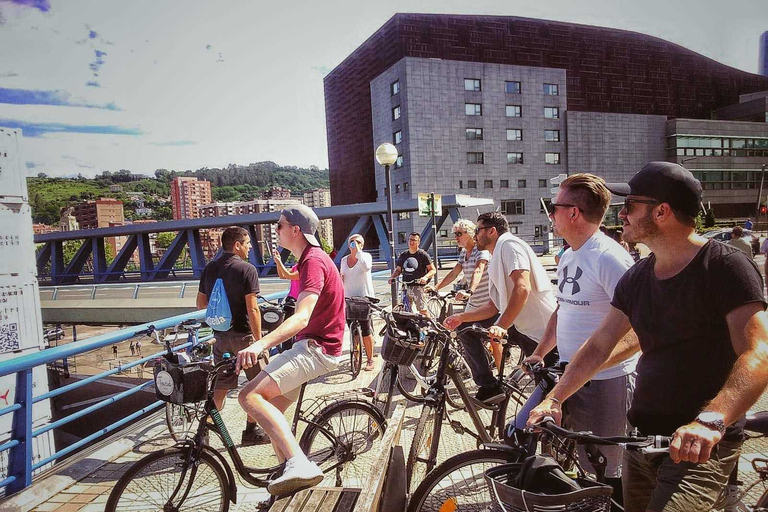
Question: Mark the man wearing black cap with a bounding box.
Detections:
[528,162,768,511]
[235,204,346,496]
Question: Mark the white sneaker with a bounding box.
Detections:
[267,456,324,496]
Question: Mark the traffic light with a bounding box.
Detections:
[760,204,767,216]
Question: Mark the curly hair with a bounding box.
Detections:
[452,218,476,234]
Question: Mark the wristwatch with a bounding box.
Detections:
[695,411,726,435]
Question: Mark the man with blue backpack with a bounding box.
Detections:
[197,226,268,446]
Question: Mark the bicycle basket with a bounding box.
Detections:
[153,357,208,405]
[345,297,372,321]
[485,459,612,512]
[380,311,428,366]
[259,304,285,332]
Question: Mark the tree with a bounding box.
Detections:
[155,169,172,182]
[157,232,177,249]
[704,207,716,228]
[37,172,47,178]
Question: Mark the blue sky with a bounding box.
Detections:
[0,0,766,177]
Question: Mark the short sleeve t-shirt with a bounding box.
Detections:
[556,232,637,380]
[611,240,766,437]
[489,233,556,342]
[296,245,346,357]
[459,246,491,310]
[198,253,260,333]
[396,249,433,284]
[340,252,375,298]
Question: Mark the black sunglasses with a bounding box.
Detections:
[623,198,660,214]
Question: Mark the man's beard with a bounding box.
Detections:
[623,208,659,243]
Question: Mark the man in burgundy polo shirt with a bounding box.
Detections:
[236,204,345,496]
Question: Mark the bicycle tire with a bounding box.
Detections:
[105,447,230,512]
[300,400,386,488]
[756,487,768,509]
[406,403,444,493]
[445,351,474,410]
[350,323,363,379]
[426,296,444,322]
[373,363,397,417]
[407,448,522,512]
[166,402,204,442]
[396,364,428,404]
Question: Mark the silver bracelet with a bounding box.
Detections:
[547,396,561,405]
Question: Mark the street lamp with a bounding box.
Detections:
[375,142,399,306]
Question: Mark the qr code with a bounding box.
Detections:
[0,323,19,353]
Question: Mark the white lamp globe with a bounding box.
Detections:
[375,143,398,166]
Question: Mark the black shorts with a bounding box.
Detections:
[347,318,372,337]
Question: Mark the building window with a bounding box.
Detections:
[518,179,527,188]
[394,130,402,145]
[544,129,560,142]
[398,212,411,220]
[439,230,448,237]
[464,78,481,91]
[507,152,524,164]
[395,184,400,193]
[505,81,521,94]
[543,83,559,96]
[403,182,409,191]
[392,105,401,120]
[467,152,484,164]
[465,103,482,116]
[501,199,525,215]
[459,180,463,189]
[510,226,519,234]
[539,179,548,188]
[507,129,523,141]
[545,152,561,165]
[394,155,403,169]
[540,198,553,214]
[500,179,509,188]
[391,81,400,96]
[468,180,477,189]
[466,128,483,140]
[506,105,522,117]
[398,232,406,244]
[484,180,493,189]
[544,107,560,119]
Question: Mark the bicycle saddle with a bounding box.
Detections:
[745,411,768,435]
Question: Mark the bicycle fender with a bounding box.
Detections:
[201,445,238,504]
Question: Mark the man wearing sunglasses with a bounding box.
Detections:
[235,205,345,495]
[528,162,768,511]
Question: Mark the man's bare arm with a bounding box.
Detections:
[495,270,531,330]
[196,292,208,310]
[599,329,640,371]
[436,263,462,290]
[244,293,262,340]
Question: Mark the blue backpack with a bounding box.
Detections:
[205,278,232,331]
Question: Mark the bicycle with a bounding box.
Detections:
[405,321,550,492]
[345,296,381,378]
[106,353,387,511]
[407,417,671,512]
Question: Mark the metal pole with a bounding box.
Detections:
[385,164,398,306]
[430,193,438,285]
[756,164,767,219]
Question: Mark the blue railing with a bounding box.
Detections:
[0,290,286,495]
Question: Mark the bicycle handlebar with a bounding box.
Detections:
[529,418,671,454]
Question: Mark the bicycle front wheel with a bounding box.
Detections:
[407,448,520,512]
[350,323,363,379]
[373,363,397,417]
[300,400,386,488]
[407,403,444,493]
[166,402,204,442]
[105,447,230,512]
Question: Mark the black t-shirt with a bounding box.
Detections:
[396,249,433,284]
[611,240,766,438]
[199,253,261,333]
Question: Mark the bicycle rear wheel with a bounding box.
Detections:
[300,400,386,488]
[373,363,397,417]
[350,323,363,379]
[166,402,204,442]
[105,447,230,512]
[426,296,444,322]
[407,448,520,512]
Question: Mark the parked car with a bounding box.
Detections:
[702,228,760,254]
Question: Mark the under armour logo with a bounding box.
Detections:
[559,266,583,295]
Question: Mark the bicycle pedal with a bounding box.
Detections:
[449,420,465,434]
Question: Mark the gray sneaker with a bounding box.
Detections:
[267,457,324,496]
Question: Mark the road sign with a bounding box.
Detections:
[549,174,568,196]
[418,193,442,217]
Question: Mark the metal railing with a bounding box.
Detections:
[0,291,285,495]
[40,281,200,301]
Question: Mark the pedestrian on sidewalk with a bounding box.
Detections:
[112,344,118,359]
[136,340,142,357]
[130,340,136,356]
[340,234,376,371]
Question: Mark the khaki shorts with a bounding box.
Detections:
[406,284,428,312]
[263,339,339,402]
[213,330,264,390]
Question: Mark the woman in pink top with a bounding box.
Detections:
[273,249,300,351]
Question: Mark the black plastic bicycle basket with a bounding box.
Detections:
[485,461,612,512]
[259,303,285,332]
[380,311,429,366]
[153,357,208,405]
[345,297,372,321]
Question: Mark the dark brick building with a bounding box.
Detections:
[324,13,768,246]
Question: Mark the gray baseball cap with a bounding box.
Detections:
[281,204,320,247]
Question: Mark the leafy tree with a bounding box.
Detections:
[157,232,177,249]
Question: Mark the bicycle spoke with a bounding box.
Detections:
[414,455,507,512]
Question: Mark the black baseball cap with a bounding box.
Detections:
[606,161,702,217]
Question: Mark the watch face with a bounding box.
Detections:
[698,412,721,423]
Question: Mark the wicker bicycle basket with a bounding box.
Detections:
[345,297,372,322]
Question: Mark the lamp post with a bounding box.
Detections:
[375,143,399,306]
